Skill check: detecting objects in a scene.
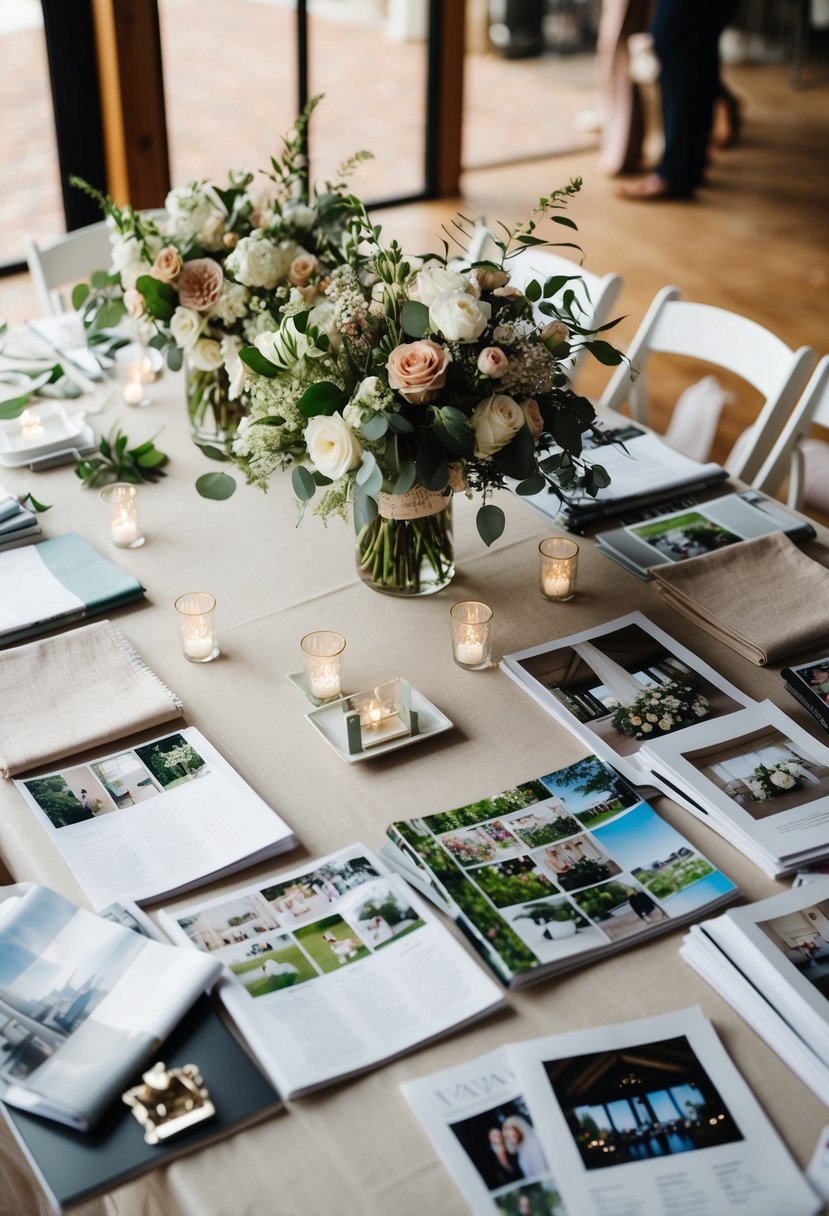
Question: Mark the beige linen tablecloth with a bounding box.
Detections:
[1,370,828,1216]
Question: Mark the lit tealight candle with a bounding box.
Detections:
[539,537,579,602]
[450,602,493,671]
[175,593,219,663]
[111,508,140,547]
[367,702,384,728]
[122,366,147,407]
[20,409,46,442]
[300,631,346,704]
[99,483,145,549]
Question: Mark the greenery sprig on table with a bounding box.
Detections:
[74,425,169,488]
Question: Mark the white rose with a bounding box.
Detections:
[221,334,246,400]
[283,201,317,229]
[304,414,362,481]
[169,305,203,350]
[640,722,653,733]
[470,393,524,459]
[188,337,224,372]
[770,770,796,789]
[430,290,490,342]
[165,183,226,250]
[410,263,477,306]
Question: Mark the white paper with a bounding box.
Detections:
[159,844,504,1098]
[14,727,296,907]
[0,546,83,634]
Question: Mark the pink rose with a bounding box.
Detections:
[469,267,510,292]
[477,346,508,378]
[522,398,544,439]
[386,339,451,404]
[151,246,182,283]
[541,320,569,350]
[124,288,145,319]
[492,286,522,299]
[177,258,224,312]
[289,253,321,287]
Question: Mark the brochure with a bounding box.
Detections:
[499,611,753,787]
[402,1006,819,1216]
[641,701,829,877]
[383,752,736,987]
[782,655,829,733]
[595,490,816,580]
[681,879,829,1105]
[0,882,219,1131]
[519,424,727,533]
[157,844,505,1098]
[13,727,297,908]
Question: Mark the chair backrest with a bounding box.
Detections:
[25,221,113,316]
[599,286,816,484]
[752,355,829,508]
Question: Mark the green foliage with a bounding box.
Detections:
[196,471,237,500]
[75,426,169,488]
[24,776,91,829]
[470,858,555,908]
[557,857,613,893]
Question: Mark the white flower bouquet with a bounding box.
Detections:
[207,179,623,594]
[612,680,709,738]
[744,758,803,801]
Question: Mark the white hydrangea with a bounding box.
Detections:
[208,281,249,326]
[226,232,301,289]
[353,375,394,413]
[165,183,226,250]
[283,201,317,230]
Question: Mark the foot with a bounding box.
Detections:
[711,92,742,150]
[617,173,689,201]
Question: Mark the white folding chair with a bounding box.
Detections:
[598,285,816,485]
[24,220,113,316]
[752,355,829,509]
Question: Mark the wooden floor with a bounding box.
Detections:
[3,60,828,476]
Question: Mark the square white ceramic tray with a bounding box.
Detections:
[303,685,453,763]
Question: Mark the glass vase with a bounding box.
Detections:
[355,495,454,597]
[185,360,247,447]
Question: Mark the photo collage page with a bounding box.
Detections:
[174,852,425,998]
[392,755,733,977]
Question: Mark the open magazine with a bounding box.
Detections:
[381,752,736,988]
[402,1006,819,1216]
[595,490,815,580]
[642,701,829,877]
[681,878,829,1107]
[157,844,504,1098]
[0,882,219,1131]
[499,612,753,787]
[13,727,297,908]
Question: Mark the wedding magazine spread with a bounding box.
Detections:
[157,844,505,1098]
[402,1006,819,1216]
[0,882,219,1131]
[382,752,736,987]
[641,701,829,877]
[12,727,297,908]
[681,878,829,1105]
[499,612,753,788]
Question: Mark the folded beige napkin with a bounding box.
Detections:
[0,620,182,777]
[651,532,829,666]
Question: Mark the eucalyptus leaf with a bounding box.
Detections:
[361,412,388,441]
[292,465,317,501]
[524,278,542,302]
[387,413,414,434]
[401,300,430,338]
[167,345,183,372]
[353,485,378,531]
[356,451,383,499]
[196,471,237,500]
[197,444,231,463]
[71,283,91,310]
[416,435,449,492]
[393,461,417,496]
[515,474,547,496]
[476,503,505,547]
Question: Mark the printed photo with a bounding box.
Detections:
[345,880,424,946]
[293,915,370,973]
[90,750,162,809]
[494,1180,567,1216]
[0,886,144,1084]
[788,659,829,706]
[532,834,621,893]
[570,878,668,942]
[505,804,583,849]
[684,726,829,820]
[423,781,551,836]
[260,855,379,925]
[539,756,640,830]
[591,805,730,914]
[468,856,558,909]
[516,623,742,760]
[439,821,524,868]
[504,897,606,962]
[450,1097,549,1191]
[545,1034,743,1170]
[225,935,319,996]
[133,734,207,791]
[24,765,121,829]
[760,899,829,999]
[175,894,281,953]
[629,510,741,561]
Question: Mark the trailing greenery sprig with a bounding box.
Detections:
[74,425,169,488]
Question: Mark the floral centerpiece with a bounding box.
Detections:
[71,97,370,443]
[204,180,623,595]
[744,758,803,801]
[612,680,709,738]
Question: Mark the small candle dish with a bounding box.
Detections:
[305,683,452,764]
[0,402,88,464]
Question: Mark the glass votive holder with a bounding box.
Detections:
[300,631,346,704]
[539,537,579,601]
[450,601,493,671]
[99,483,144,549]
[115,344,151,407]
[175,592,220,663]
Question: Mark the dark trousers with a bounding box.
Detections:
[651,0,738,195]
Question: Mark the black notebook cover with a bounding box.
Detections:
[2,996,281,1213]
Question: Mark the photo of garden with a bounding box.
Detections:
[24,764,117,829]
[545,1034,743,1170]
[438,821,525,868]
[347,880,424,946]
[629,510,741,561]
[570,878,668,942]
[504,897,606,963]
[423,780,551,835]
[468,857,557,909]
[505,805,582,849]
[539,757,640,830]
[260,855,380,926]
[294,914,371,973]
[226,935,319,996]
[133,734,207,791]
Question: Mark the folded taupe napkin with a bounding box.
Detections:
[0,620,182,777]
[651,532,829,666]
